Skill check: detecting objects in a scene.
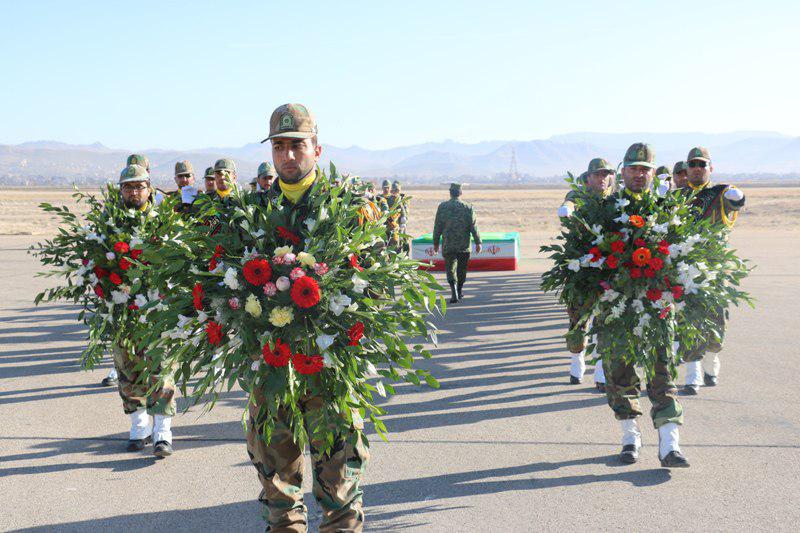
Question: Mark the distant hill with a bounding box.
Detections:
[2,131,799,187]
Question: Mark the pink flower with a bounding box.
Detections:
[276,276,291,292]
[313,262,329,276]
[289,267,306,281]
[599,281,612,291]
[272,255,284,266]
[263,282,277,296]
[228,297,240,310]
[283,253,296,265]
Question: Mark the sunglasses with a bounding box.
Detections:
[688,161,708,168]
[122,183,148,191]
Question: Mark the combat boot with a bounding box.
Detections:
[101,368,118,387]
[704,373,718,386]
[619,419,641,464]
[152,414,174,458]
[449,284,459,304]
[658,423,689,468]
[457,283,464,299]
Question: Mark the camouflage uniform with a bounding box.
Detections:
[432,183,481,300]
[112,344,176,416]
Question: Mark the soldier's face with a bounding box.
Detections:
[257,175,273,190]
[215,170,233,191]
[687,160,712,186]
[204,177,217,192]
[382,187,390,195]
[175,173,195,188]
[120,181,151,209]
[674,170,688,188]
[586,170,612,193]
[271,137,321,183]
[622,165,653,192]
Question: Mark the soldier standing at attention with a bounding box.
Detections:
[679,146,745,394]
[655,165,673,195]
[256,161,277,192]
[203,166,217,195]
[213,158,238,206]
[433,183,482,303]
[672,161,689,189]
[172,160,199,213]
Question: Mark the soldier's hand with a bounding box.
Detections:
[476,243,482,254]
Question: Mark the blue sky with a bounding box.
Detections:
[1,0,798,150]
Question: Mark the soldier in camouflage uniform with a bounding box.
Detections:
[247,103,369,532]
[433,183,482,303]
[599,143,689,468]
[672,161,689,189]
[558,158,614,390]
[213,158,239,206]
[256,161,277,192]
[387,181,409,251]
[203,166,217,195]
[170,160,201,215]
[679,146,745,394]
[115,164,177,457]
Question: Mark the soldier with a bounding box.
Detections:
[247,103,369,531]
[256,161,277,192]
[655,165,672,195]
[433,183,482,303]
[249,178,258,193]
[558,158,614,390]
[679,146,745,394]
[115,164,177,457]
[383,181,408,251]
[673,161,689,189]
[172,160,199,213]
[203,166,217,195]
[213,158,238,205]
[600,143,688,468]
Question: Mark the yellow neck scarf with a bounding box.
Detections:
[688,180,710,191]
[624,188,643,200]
[217,187,232,199]
[279,170,316,204]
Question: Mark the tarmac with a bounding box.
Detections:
[1,228,798,532]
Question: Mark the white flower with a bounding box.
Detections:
[88,273,99,285]
[329,293,352,316]
[613,213,630,224]
[589,257,606,269]
[253,228,266,238]
[599,289,620,303]
[134,294,148,308]
[130,236,143,248]
[567,259,581,272]
[304,218,316,232]
[211,261,225,274]
[351,274,369,292]
[615,197,630,209]
[631,299,645,313]
[591,224,603,235]
[251,360,261,372]
[110,290,129,304]
[245,294,262,318]
[316,333,337,351]
[610,299,626,319]
[224,267,239,289]
[318,207,328,221]
[196,311,208,323]
[105,252,116,261]
[346,302,359,313]
[138,315,147,324]
[189,265,201,275]
[276,276,291,291]
[652,222,669,234]
[147,288,160,301]
[322,353,334,368]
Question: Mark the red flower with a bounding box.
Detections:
[206,321,223,346]
[659,306,672,319]
[646,288,663,302]
[348,321,365,346]
[262,339,292,367]
[605,255,619,269]
[349,254,364,271]
[644,268,657,278]
[588,246,602,261]
[93,284,105,298]
[648,257,664,271]
[629,268,642,279]
[243,258,273,285]
[277,226,301,245]
[119,257,132,271]
[671,285,684,299]
[629,215,645,228]
[192,283,204,310]
[82,258,90,266]
[127,303,139,311]
[209,257,218,271]
[130,249,143,260]
[113,241,130,254]
[93,266,109,278]
[109,272,123,285]
[658,240,670,255]
[610,240,625,254]
[290,276,320,308]
[291,353,324,375]
[631,247,652,267]
[214,244,225,255]
[634,238,647,248]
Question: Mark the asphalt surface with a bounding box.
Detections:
[1,229,798,532]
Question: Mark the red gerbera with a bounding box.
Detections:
[631,247,652,267]
[113,241,130,254]
[646,288,663,302]
[644,268,657,278]
[206,321,223,346]
[243,258,273,286]
[671,285,684,299]
[349,254,364,272]
[610,240,625,254]
[605,254,619,269]
[291,353,324,375]
[648,257,664,271]
[109,272,123,285]
[130,249,143,260]
[192,283,204,310]
[290,276,320,308]
[93,284,105,298]
[658,240,670,255]
[629,215,645,228]
[348,321,365,346]
[276,226,301,245]
[629,268,642,279]
[119,257,132,271]
[262,339,292,367]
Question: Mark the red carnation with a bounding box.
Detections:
[644,268,657,278]
[119,257,132,271]
[671,285,684,299]
[605,255,619,269]
[130,249,143,260]
[349,254,364,272]
[262,339,292,367]
[214,244,225,255]
[658,240,670,255]
[648,257,664,271]
[646,288,663,302]
[243,258,273,286]
[659,306,672,319]
[93,266,109,278]
[206,321,223,346]
[109,272,123,285]
[634,238,647,248]
[348,321,365,346]
[82,258,90,266]
[629,268,642,279]
[127,303,139,311]
[93,284,105,298]
[610,240,625,254]
[291,353,324,375]
[588,246,602,261]
[209,257,218,271]
[290,276,320,308]
[192,283,204,310]
[277,226,301,245]
[113,241,130,254]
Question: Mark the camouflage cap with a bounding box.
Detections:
[119,164,150,184]
[261,103,318,143]
[450,182,462,192]
[391,180,401,190]
[655,165,672,177]
[175,160,194,176]
[673,161,688,174]
[204,167,215,179]
[214,158,236,173]
[257,162,277,179]
[687,146,711,162]
[623,142,656,168]
[126,153,149,170]
[381,179,391,187]
[587,158,615,173]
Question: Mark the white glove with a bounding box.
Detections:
[154,190,165,206]
[656,181,671,196]
[724,186,744,201]
[557,204,573,218]
[181,185,198,204]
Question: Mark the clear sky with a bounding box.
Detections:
[1,0,798,150]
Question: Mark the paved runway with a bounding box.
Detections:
[2,229,798,532]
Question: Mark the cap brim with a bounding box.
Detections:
[119,177,150,184]
[688,157,710,162]
[623,161,656,168]
[262,131,316,143]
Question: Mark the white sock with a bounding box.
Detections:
[594,359,605,384]
[685,361,703,386]
[570,352,586,379]
[703,353,720,377]
[107,368,118,380]
[129,409,152,440]
[621,419,641,448]
[153,415,173,444]
[659,422,681,459]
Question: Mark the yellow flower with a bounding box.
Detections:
[274,245,293,256]
[269,306,294,327]
[297,252,316,267]
[244,294,262,318]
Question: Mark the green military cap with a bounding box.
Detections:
[119,164,150,184]
[250,178,257,185]
[257,162,277,179]
[127,153,149,170]
[381,179,391,187]
[391,180,401,190]
[655,165,672,177]
[214,158,236,173]
[175,160,194,176]
[587,158,615,173]
[204,167,215,179]
[687,146,711,162]
[449,182,462,192]
[578,171,589,183]
[673,161,688,174]
[623,142,656,168]
[261,103,318,143]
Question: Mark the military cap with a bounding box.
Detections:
[214,158,236,173]
[687,146,711,162]
[261,103,318,143]
[381,179,391,187]
[449,182,462,192]
[127,154,150,170]
[175,160,194,176]
[391,180,401,190]
[250,178,258,185]
[673,161,688,174]
[623,142,656,168]
[587,158,615,173]
[204,167,215,179]
[655,165,672,178]
[257,162,277,179]
[119,164,150,184]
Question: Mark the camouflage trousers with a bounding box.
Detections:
[683,307,726,362]
[246,394,369,532]
[565,304,590,354]
[443,252,470,288]
[111,344,176,416]
[601,344,683,429]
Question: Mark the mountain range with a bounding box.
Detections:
[2,131,799,187]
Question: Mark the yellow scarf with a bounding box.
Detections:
[624,188,643,200]
[688,180,710,191]
[279,170,316,204]
[217,187,232,199]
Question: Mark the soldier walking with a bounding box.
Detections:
[433,183,482,303]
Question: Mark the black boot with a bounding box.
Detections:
[126,435,152,452]
[457,283,464,299]
[449,284,459,304]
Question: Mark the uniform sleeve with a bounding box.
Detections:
[469,205,481,245]
[432,204,444,247]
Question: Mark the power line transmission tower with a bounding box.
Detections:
[509,144,521,183]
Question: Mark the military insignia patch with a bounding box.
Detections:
[280,113,294,130]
